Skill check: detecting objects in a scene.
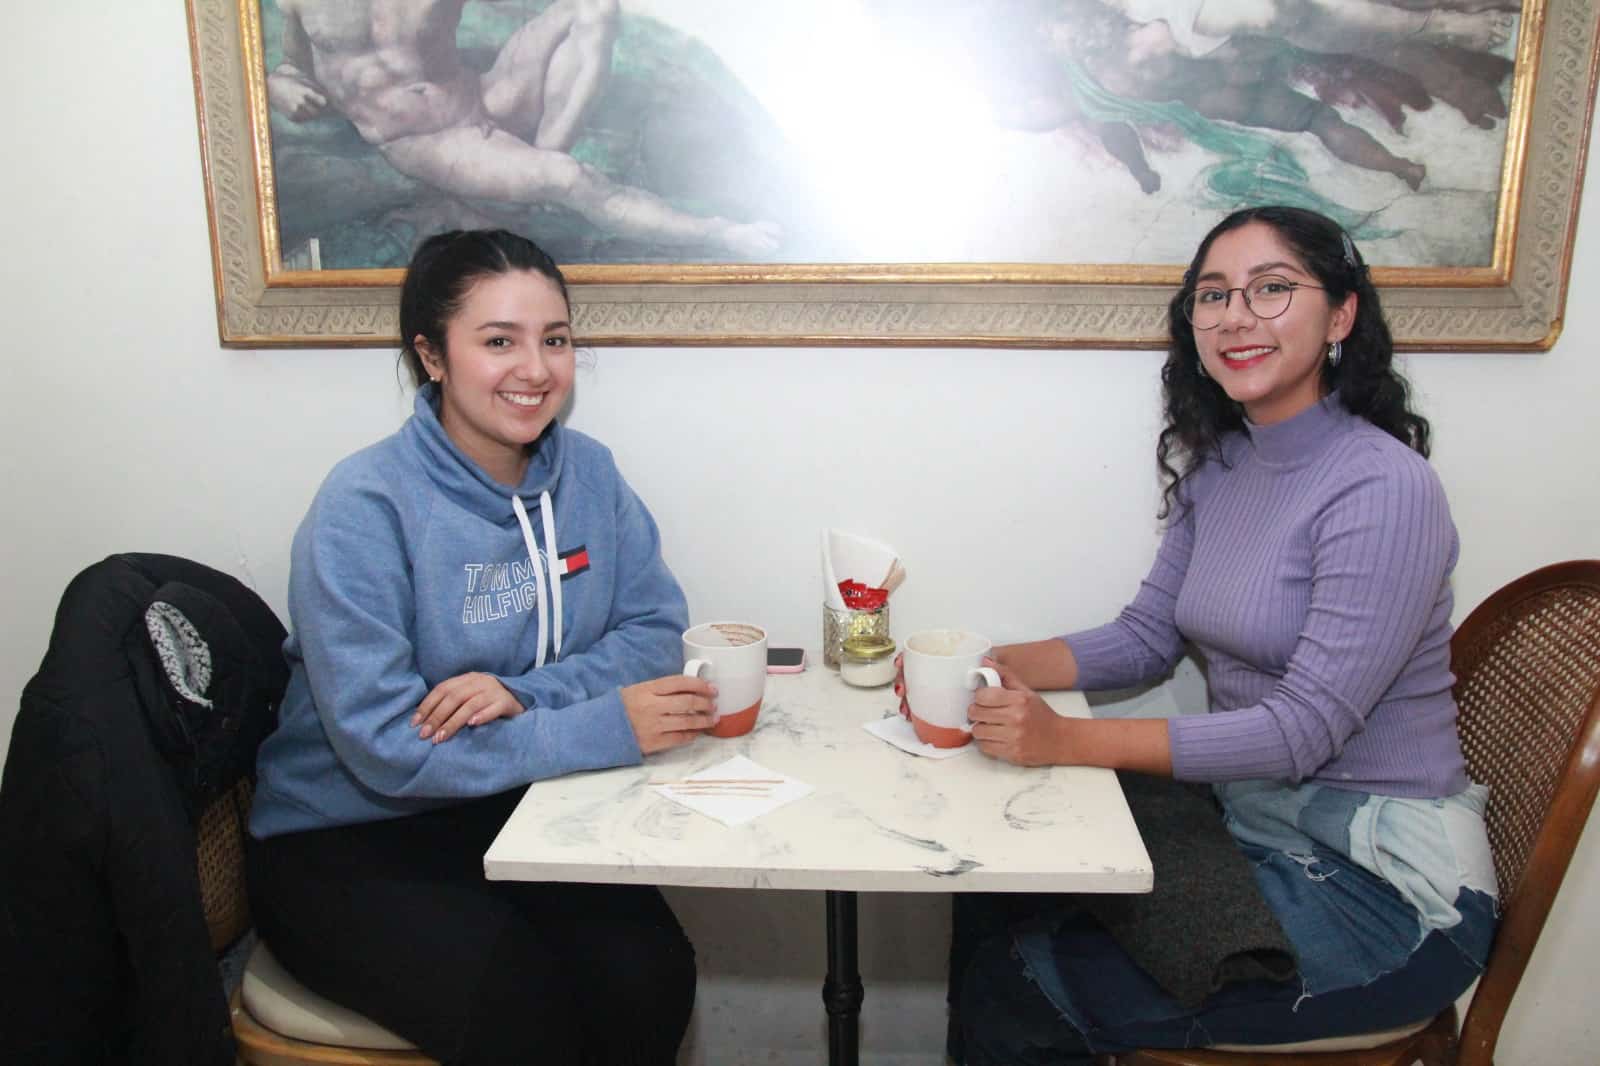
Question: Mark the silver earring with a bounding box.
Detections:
[1196,357,1209,380]
[1327,340,1342,367]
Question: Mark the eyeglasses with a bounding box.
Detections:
[1182,276,1325,330]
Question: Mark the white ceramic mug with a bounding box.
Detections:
[682,622,768,738]
[902,629,1002,748]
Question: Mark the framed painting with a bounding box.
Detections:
[189,0,1600,349]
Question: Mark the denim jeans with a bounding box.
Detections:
[950,780,1498,1065]
[955,887,1494,1065]
[1217,781,1497,996]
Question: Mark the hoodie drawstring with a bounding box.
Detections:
[511,491,561,667]
[540,491,563,661]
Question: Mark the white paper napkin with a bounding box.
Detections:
[650,755,813,827]
[825,528,900,591]
[820,529,846,608]
[862,714,974,759]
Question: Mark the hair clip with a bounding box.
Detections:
[1340,231,1359,268]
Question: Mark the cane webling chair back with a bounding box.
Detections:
[1109,560,1600,1066]
[197,783,439,1066]
[194,780,439,1066]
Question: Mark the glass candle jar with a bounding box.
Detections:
[839,635,897,687]
[823,602,890,667]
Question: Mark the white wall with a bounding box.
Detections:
[4,3,1598,1063]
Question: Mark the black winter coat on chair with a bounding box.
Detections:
[0,553,287,1065]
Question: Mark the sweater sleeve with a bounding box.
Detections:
[1062,505,1195,689]
[289,475,644,802]
[1169,452,1457,783]
[495,482,688,711]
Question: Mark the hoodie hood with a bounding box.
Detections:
[403,382,566,524]
[406,383,568,665]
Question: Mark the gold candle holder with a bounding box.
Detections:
[822,602,891,668]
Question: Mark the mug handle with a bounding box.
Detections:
[961,667,1003,732]
[683,659,723,723]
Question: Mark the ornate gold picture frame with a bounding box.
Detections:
[190,0,1598,349]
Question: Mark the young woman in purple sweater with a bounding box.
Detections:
[943,207,1497,1064]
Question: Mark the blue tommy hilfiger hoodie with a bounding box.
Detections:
[250,385,688,837]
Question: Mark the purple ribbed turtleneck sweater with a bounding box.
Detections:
[1065,394,1468,797]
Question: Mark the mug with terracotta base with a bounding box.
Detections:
[902,629,1001,748]
[682,622,768,738]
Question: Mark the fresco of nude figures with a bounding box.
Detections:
[261,0,1522,271]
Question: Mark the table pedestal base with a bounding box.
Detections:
[822,890,863,1066]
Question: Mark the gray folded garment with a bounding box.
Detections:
[1078,772,1298,1008]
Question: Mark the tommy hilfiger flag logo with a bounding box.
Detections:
[558,545,590,579]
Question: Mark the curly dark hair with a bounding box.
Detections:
[1156,206,1430,519]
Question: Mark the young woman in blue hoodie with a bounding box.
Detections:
[247,229,715,1064]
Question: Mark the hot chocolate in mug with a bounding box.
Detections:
[901,629,1002,748]
[682,622,768,738]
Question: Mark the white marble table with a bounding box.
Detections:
[484,664,1153,1064]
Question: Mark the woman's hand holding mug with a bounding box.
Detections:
[621,675,717,754]
[968,660,1069,766]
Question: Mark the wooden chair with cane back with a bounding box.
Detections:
[1099,559,1600,1066]
[196,778,438,1066]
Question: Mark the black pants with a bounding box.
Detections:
[246,789,695,1066]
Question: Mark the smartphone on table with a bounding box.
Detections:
[766,647,807,673]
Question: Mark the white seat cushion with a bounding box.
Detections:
[1210,1016,1431,1052]
[241,940,418,1051]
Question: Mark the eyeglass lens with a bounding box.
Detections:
[1185,276,1297,328]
